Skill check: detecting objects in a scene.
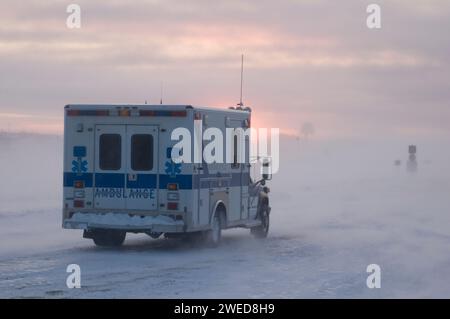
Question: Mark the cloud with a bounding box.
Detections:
[0,0,449,138]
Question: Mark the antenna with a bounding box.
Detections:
[160,81,163,105]
[238,54,244,107]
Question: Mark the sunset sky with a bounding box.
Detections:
[1,0,449,138]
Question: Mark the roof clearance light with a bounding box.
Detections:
[170,111,187,117]
[119,109,131,117]
[67,110,109,116]
[67,109,187,117]
[139,110,187,117]
[139,110,155,116]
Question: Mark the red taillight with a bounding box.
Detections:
[73,200,84,208]
[74,180,84,188]
[167,183,178,191]
[67,110,79,116]
[167,202,178,210]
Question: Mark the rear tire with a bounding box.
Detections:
[204,210,222,247]
[92,229,126,247]
[184,231,205,246]
[251,205,270,238]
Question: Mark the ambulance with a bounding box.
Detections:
[62,104,271,247]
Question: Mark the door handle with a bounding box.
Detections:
[128,173,137,181]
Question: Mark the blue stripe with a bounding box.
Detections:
[127,174,157,189]
[63,172,246,189]
[95,173,124,188]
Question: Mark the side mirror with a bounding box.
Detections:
[262,159,272,181]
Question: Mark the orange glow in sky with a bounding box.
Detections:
[0,113,63,135]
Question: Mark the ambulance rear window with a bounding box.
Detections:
[99,134,121,170]
[131,134,154,171]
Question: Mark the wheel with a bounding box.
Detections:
[91,229,126,247]
[184,231,205,245]
[251,205,270,238]
[146,231,162,239]
[204,210,222,247]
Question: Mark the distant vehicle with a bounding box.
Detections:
[407,144,418,173]
[62,104,272,247]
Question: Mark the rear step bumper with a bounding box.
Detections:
[63,212,185,233]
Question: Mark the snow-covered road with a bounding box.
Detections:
[1,135,450,298]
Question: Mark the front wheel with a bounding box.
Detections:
[91,229,126,247]
[251,206,270,238]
